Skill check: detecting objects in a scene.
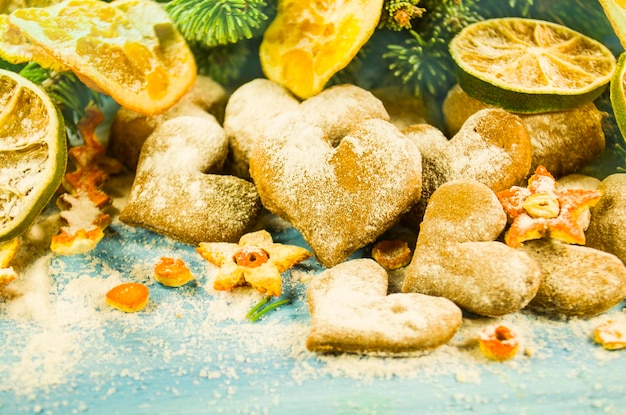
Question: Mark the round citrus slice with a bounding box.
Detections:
[259,0,383,99]
[449,18,617,113]
[5,0,196,115]
[610,51,626,138]
[0,68,66,242]
[599,0,626,49]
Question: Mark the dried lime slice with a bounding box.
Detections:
[449,18,616,113]
[611,52,626,138]
[599,0,626,49]
[0,68,66,242]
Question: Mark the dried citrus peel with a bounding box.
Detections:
[259,0,383,99]
[154,257,195,287]
[371,239,412,270]
[0,238,20,288]
[496,166,602,247]
[595,319,626,350]
[2,0,196,115]
[478,324,520,361]
[106,282,149,312]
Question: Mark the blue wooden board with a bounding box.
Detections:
[0,211,625,414]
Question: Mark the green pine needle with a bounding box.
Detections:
[18,62,103,137]
[246,297,292,322]
[191,41,253,85]
[165,0,271,47]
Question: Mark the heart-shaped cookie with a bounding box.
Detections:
[306,258,462,356]
[250,115,422,267]
[120,115,261,244]
[224,79,389,179]
[403,179,541,317]
[403,108,532,225]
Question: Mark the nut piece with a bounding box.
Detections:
[522,193,560,219]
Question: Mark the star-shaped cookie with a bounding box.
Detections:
[496,165,602,247]
[197,230,311,296]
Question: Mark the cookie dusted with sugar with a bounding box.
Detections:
[442,84,605,178]
[306,258,462,356]
[250,113,422,267]
[586,173,626,264]
[109,75,228,171]
[120,115,261,245]
[402,108,532,226]
[224,79,389,179]
[520,240,626,317]
[403,179,541,317]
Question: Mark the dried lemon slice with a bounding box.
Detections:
[259,0,383,99]
[0,68,66,242]
[449,18,616,113]
[5,0,196,115]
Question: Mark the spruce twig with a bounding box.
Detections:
[164,0,272,47]
[18,62,102,137]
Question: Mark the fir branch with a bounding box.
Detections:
[165,0,273,47]
[191,40,252,86]
[383,31,452,97]
[18,62,102,136]
[378,0,425,31]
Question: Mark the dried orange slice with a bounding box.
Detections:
[259,0,383,99]
[4,0,196,115]
[0,68,66,242]
[0,14,67,71]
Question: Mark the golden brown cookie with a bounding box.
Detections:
[586,173,626,264]
[402,179,541,317]
[120,115,261,244]
[109,75,228,170]
[197,230,311,297]
[224,79,389,179]
[442,84,605,177]
[520,239,626,317]
[250,114,422,267]
[223,78,300,179]
[306,258,462,356]
[403,108,532,225]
